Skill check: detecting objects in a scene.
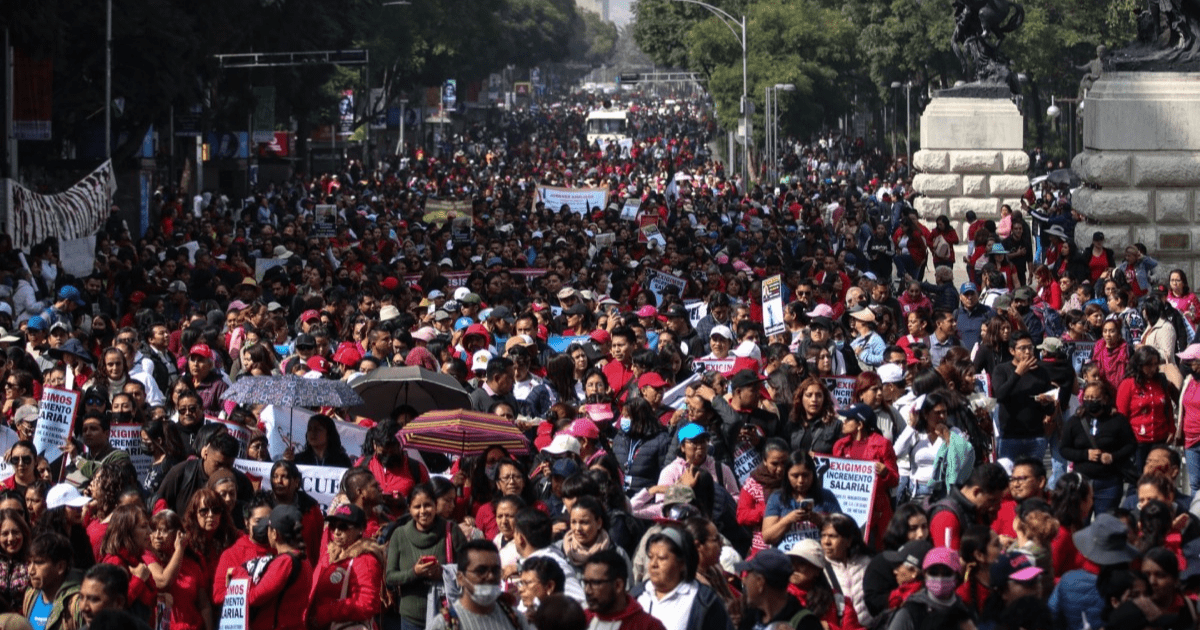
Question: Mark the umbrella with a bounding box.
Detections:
[349,366,471,421]
[222,374,364,408]
[398,409,530,457]
[1046,168,1081,187]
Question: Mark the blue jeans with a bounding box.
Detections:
[996,437,1048,463]
[1048,432,1069,488]
[896,475,932,504]
[1186,444,1200,495]
[1092,475,1124,517]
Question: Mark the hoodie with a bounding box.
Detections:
[586,594,667,630]
[213,533,273,605]
[885,589,975,630]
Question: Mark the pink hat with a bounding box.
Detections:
[638,372,668,390]
[807,304,834,318]
[922,547,963,573]
[1179,343,1200,361]
[412,327,438,343]
[716,254,730,265]
[566,418,600,440]
[636,305,658,318]
[732,260,751,273]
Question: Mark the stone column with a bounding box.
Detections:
[912,88,1029,238]
[1073,72,1200,280]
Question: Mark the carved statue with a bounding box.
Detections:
[1115,0,1200,65]
[951,0,1025,92]
[1077,45,1106,98]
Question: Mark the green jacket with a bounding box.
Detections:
[23,568,85,630]
[385,518,466,624]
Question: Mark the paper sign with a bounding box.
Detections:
[233,458,348,510]
[595,233,616,248]
[822,376,857,410]
[693,358,735,374]
[257,406,367,462]
[812,455,877,534]
[110,424,153,481]
[762,275,785,337]
[34,388,79,463]
[205,416,256,456]
[732,441,762,485]
[640,223,666,249]
[664,374,698,410]
[582,403,614,424]
[547,335,590,354]
[536,186,608,216]
[61,236,97,278]
[219,578,248,630]
[620,199,640,221]
[684,301,707,327]
[1069,342,1093,374]
[312,204,337,238]
[422,200,472,225]
[645,269,686,305]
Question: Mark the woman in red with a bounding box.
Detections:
[84,461,130,560]
[247,504,313,630]
[736,438,789,557]
[832,403,898,551]
[1117,346,1176,472]
[212,493,274,608]
[98,504,156,622]
[148,507,213,630]
[358,420,428,515]
[1142,547,1199,625]
[269,461,325,559]
[1093,319,1129,391]
[929,215,960,270]
[306,504,383,630]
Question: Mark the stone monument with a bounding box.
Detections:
[1072,4,1200,278]
[913,0,1029,232]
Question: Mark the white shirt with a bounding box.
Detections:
[512,374,543,402]
[636,580,698,630]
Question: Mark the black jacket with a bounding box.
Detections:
[1059,411,1137,481]
[788,417,842,455]
[154,459,255,514]
[611,430,672,497]
[992,361,1054,439]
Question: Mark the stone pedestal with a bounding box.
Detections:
[912,90,1028,231]
[1073,72,1200,279]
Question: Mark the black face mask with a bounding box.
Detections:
[1082,400,1106,417]
[110,411,133,424]
[251,519,270,544]
[1015,304,1031,315]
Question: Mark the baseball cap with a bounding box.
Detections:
[433,310,451,321]
[189,344,214,360]
[326,503,367,528]
[709,325,734,341]
[489,306,515,324]
[990,551,1041,584]
[58,286,86,306]
[733,340,761,361]
[1093,231,1106,242]
[379,305,400,322]
[785,539,826,568]
[676,423,708,443]
[636,305,658,318]
[300,309,321,323]
[665,304,688,319]
[1013,286,1036,301]
[1179,343,1200,361]
[883,540,934,569]
[730,369,764,391]
[1038,337,1065,355]
[543,434,581,456]
[638,372,668,390]
[294,333,317,349]
[589,330,611,345]
[26,316,47,332]
[332,341,364,366]
[168,280,188,293]
[564,302,588,316]
[556,287,578,300]
[227,299,249,312]
[381,277,400,291]
[959,282,978,294]
[504,334,536,354]
[428,289,445,300]
[733,548,793,588]
[838,403,875,426]
[306,355,329,374]
[461,293,482,305]
[566,418,600,440]
[923,547,963,573]
[806,304,834,318]
[471,350,492,372]
[412,327,438,343]
[47,483,91,509]
[269,504,305,537]
[662,484,695,507]
[878,363,905,384]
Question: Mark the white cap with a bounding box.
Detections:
[472,350,492,372]
[454,287,471,301]
[709,325,734,341]
[379,305,400,322]
[428,290,445,299]
[543,434,581,456]
[878,363,905,384]
[47,483,91,509]
[733,340,761,361]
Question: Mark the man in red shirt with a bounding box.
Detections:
[991,457,1047,540]
[603,327,638,396]
[929,463,1009,550]
[583,549,665,630]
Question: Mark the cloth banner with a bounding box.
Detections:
[34,388,79,464]
[110,424,153,481]
[422,200,471,225]
[645,269,687,305]
[8,160,116,251]
[252,87,275,143]
[684,300,707,327]
[233,458,348,510]
[536,186,608,216]
[812,454,877,534]
[218,578,248,630]
[762,275,785,337]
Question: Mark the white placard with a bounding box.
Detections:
[762,274,785,337]
[218,578,248,630]
[645,269,686,306]
[34,388,79,463]
[536,186,608,216]
[812,455,878,533]
[110,424,153,481]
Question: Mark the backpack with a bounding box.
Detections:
[1031,301,1065,339]
[609,509,650,557]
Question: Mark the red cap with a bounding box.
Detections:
[332,341,364,366]
[638,372,668,390]
[534,422,555,450]
[307,355,329,374]
[589,329,611,345]
[537,324,548,342]
[189,344,214,360]
[130,291,146,304]
[300,309,321,323]
[382,277,400,291]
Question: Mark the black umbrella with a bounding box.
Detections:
[349,366,471,422]
[1046,168,1081,187]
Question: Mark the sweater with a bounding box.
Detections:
[1059,411,1137,481]
[385,518,468,623]
[586,596,667,630]
[991,361,1053,439]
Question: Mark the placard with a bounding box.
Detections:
[110,424,153,481]
[312,204,337,238]
[812,455,877,533]
[640,223,666,249]
[218,578,248,630]
[422,200,471,225]
[594,233,616,248]
[693,358,735,374]
[732,441,761,485]
[619,199,640,221]
[536,186,608,216]
[821,376,857,410]
[232,458,348,510]
[547,335,590,354]
[34,388,79,464]
[257,406,367,462]
[684,300,707,327]
[582,403,614,424]
[645,269,686,306]
[205,415,256,456]
[762,274,785,337]
[1069,341,1093,374]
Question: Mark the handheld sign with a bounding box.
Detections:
[34,388,80,464]
[219,578,249,630]
[762,275,785,337]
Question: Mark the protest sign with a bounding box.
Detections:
[594,233,616,248]
[510,268,548,282]
[254,258,286,283]
[822,377,857,410]
[110,424,153,481]
[640,223,666,249]
[693,358,735,374]
[684,300,707,327]
[645,269,686,305]
[762,275,785,337]
[258,406,367,462]
[582,403,614,424]
[219,579,248,630]
[547,335,590,353]
[34,388,79,464]
[60,236,96,278]
[312,204,337,238]
[1069,341,1093,374]
[664,374,698,410]
[422,199,471,225]
[812,455,877,533]
[233,458,348,510]
[619,199,640,221]
[536,186,608,216]
[732,441,762,485]
[0,426,18,482]
[205,416,256,455]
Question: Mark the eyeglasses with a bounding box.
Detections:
[178,405,199,413]
[1009,475,1035,484]
[197,507,218,516]
[498,474,523,483]
[8,455,32,465]
[4,382,17,389]
[464,565,501,579]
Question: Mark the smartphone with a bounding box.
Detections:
[418,555,437,565]
[799,498,815,511]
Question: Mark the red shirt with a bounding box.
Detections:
[168,554,209,630]
[102,549,158,612]
[213,534,273,605]
[604,360,634,396]
[1117,377,1174,443]
[366,455,428,506]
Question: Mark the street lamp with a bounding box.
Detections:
[891,81,912,169]
[670,0,747,186]
[765,83,794,183]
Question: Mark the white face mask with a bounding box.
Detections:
[467,581,502,607]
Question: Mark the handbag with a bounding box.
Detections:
[330,559,372,630]
[424,523,459,628]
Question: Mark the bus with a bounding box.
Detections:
[585,109,630,147]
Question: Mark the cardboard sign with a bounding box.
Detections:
[218,578,248,630]
[645,269,687,305]
[684,300,707,327]
[1069,341,1093,374]
[732,441,762,485]
[812,455,878,534]
[233,458,348,510]
[254,258,287,283]
[110,424,153,481]
[822,376,857,410]
[762,274,785,337]
[257,406,367,462]
[34,388,79,463]
[620,199,640,221]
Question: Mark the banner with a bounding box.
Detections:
[693,358,735,374]
[338,90,355,135]
[762,275,785,337]
[218,578,248,630]
[233,458,348,510]
[822,376,857,410]
[812,454,877,533]
[684,300,707,327]
[13,49,52,140]
[8,160,116,251]
[422,199,471,225]
[547,335,590,353]
[110,424,153,481]
[645,269,687,306]
[443,79,458,112]
[258,406,367,462]
[251,87,275,143]
[34,388,79,464]
[536,186,608,216]
[405,271,470,289]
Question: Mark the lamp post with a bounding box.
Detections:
[765,83,794,183]
[891,81,912,169]
[670,0,747,185]
[1047,96,1061,158]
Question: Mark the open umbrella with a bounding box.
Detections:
[349,366,470,421]
[222,374,364,408]
[1046,168,1081,187]
[398,409,530,457]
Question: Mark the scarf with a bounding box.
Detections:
[561,529,611,567]
[749,465,784,496]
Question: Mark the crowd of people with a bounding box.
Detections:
[0,90,1193,630]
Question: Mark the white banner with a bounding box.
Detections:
[8,160,115,251]
[762,274,785,337]
[110,424,153,481]
[60,236,96,278]
[812,455,877,534]
[218,578,248,630]
[258,405,367,462]
[34,388,79,463]
[645,269,687,306]
[536,186,608,216]
[233,458,348,510]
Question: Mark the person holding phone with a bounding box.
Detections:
[760,450,840,554]
[385,483,467,630]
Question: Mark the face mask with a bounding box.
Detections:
[1083,400,1105,416]
[110,411,133,424]
[619,416,632,433]
[141,440,156,454]
[384,453,406,470]
[1015,304,1031,315]
[251,519,270,544]
[835,339,845,350]
[925,575,957,600]
[466,580,502,607]
[484,463,499,480]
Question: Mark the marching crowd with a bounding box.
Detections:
[0,91,1193,630]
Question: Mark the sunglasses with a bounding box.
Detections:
[8,455,32,465]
